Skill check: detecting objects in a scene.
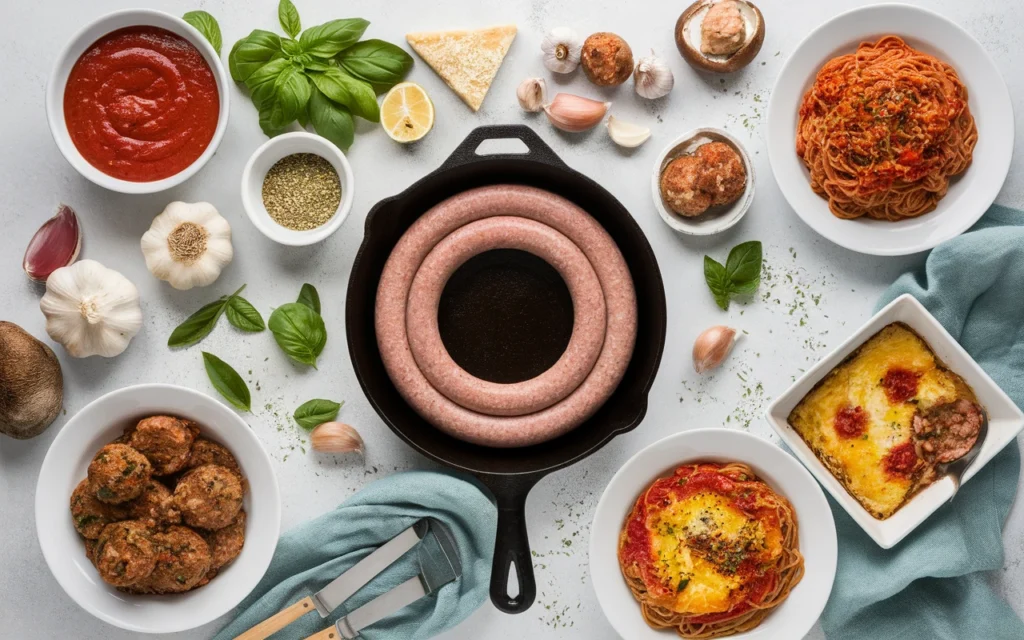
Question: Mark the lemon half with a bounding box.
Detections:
[380,82,434,143]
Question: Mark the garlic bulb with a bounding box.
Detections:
[692,325,739,373]
[606,116,651,148]
[40,260,142,358]
[311,422,364,454]
[634,50,674,99]
[541,27,582,73]
[141,201,233,290]
[544,93,611,132]
[517,77,547,112]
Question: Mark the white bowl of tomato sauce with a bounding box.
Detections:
[46,9,229,194]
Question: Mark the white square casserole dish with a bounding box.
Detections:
[764,293,1024,548]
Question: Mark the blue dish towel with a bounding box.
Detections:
[821,205,1024,640]
[214,470,496,640]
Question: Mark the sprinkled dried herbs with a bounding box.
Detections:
[262,153,341,231]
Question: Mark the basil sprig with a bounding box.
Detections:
[228,0,412,149]
[704,241,763,310]
[297,283,321,314]
[269,284,327,368]
[293,399,343,430]
[183,10,222,55]
[168,285,264,347]
[202,352,251,411]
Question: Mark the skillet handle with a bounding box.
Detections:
[483,474,541,614]
[439,125,568,172]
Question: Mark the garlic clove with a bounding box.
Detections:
[606,115,651,148]
[311,422,365,454]
[543,93,611,133]
[141,201,233,290]
[23,204,82,282]
[692,325,739,373]
[517,77,547,112]
[541,27,582,74]
[634,50,674,99]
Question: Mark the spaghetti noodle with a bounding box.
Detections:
[618,462,804,639]
[796,36,977,221]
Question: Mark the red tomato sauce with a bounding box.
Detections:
[63,26,219,182]
[882,367,921,403]
[834,405,868,438]
[884,441,920,477]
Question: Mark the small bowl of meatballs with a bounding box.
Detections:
[652,127,754,235]
[35,383,280,634]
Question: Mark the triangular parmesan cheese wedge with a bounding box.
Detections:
[406,25,517,111]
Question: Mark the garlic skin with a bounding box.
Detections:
[517,77,547,112]
[40,260,142,358]
[692,325,739,373]
[311,422,364,454]
[23,204,82,282]
[606,116,651,148]
[544,93,611,133]
[141,202,233,290]
[634,51,674,99]
[541,27,582,74]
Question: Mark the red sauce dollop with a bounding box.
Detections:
[884,441,919,477]
[882,368,920,403]
[834,406,868,438]
[63,26,219,182]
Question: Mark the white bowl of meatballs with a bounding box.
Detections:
[35,383,280,634]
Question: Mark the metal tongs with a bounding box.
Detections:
[235,518,461,640]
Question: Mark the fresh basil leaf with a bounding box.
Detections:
[337,39,413,88]
[278,0,301,39]
[703,256,732,310]
[245,56,290,100]
[231,30,283,83]
[226,296,265,332]
[299,18,369,59]
[274,63,312,124]
[297,283,321,314]
[293,398,342,430]
[303,58,332,72]
[297,101,310,128]
[309,67,379,122]
[724,241,762,294]
[168,285,246,347]
[269,302,327,368]
[309,87,354,149]
[281,38,302,57]
[183,10,223,56]
[202,352,251,411]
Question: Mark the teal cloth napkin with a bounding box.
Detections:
[214,470,497,640]
[821,205,1024,640]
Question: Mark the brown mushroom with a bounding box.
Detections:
[675,0,765,73]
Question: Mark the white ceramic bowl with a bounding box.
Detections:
[651,128,755,236]
[45,9,230,194]
[241,131,355,246]
[590,429,837,640]
[766,3,1014,256]
[35,384,280,634]
[765,294,1024,548]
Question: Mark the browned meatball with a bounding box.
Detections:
[123,479,180,525]
[695,141,747,206]
[93,520,156,587]
[71,479,126,539]
[581,32,633,86]
[661,156,712,216]
[84,538,98,566]
[174,465,244,530]
[88,444,152,504]
[127,416,199,475]
[182,438,247,491]
[128,526,212,594]
[204,510,246,576]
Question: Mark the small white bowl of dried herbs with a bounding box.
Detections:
[241,131,355,246]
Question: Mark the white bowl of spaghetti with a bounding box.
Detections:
[589,428,836,640]
[766,3,1013,256]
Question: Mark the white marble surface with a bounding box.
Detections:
[1,0,1022,638]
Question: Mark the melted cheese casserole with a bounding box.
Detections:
[787,323,973,519]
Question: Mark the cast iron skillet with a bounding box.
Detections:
[346,125,666,613]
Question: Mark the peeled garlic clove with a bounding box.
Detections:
[606,115,651,148]
[541,27,582,74]
[634,50,674,99]
[517,77,547,112]
[693,325,739,373]
[544,93,610,133]
[311,422,364,454]
[23,204,82,282]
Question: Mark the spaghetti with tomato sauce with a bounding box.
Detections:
[618,462,804,639]
[796,36,977,221]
